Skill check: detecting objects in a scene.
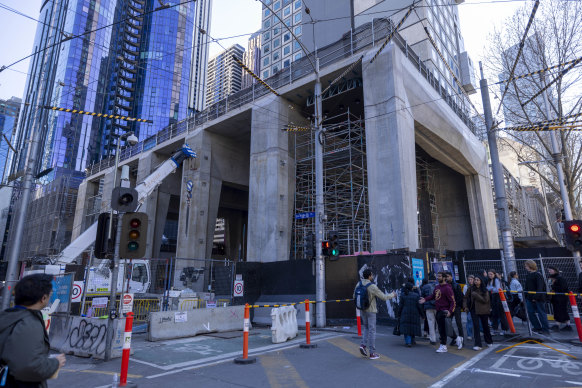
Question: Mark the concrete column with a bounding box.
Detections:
[71,179,89,241]
[363,44,418,251]
[466,172,500,249]
[99,169,115,213]
[247,96,298,262]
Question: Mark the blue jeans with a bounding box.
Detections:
[404,334,415,345]
[466,312,473,338]
[526,299,550,331]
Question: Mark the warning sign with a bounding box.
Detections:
[122,293,134,314]
[233,280,244,297]
[71,281,84,303]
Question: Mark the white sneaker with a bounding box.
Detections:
[472,346,482,351]
[467,336,473,341]
[436,344,448,353]
[456,336,463,349]
[487,343,493,347]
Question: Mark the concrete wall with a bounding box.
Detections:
[147,305,246,341]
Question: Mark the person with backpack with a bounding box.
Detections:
[509,271,527,322]
[524,260,550,334]
[445,272,464,348]
[421,277,438,345]
[0,274,66,388]
[464,275,493,350]
[486,269,509,335]
[398,283,423,347]
[547,266,572,331]
[420,271,460,353]
[354,268,396,359]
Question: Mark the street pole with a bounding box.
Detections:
[540,75,581,270]
[314,57,326,328]
[479,62,517,274]
[1,122,43,310]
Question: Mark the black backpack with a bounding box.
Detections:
[355,281,373,310]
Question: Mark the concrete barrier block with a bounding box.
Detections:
[271,306,298,343]
[251,295,315,326]
[147,305,247,342]
[60,317,125,359]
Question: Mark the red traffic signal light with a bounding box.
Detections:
[322,241,330,256]
[564,220,582,251]
[570,224,580,233]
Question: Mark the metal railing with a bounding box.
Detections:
[87,18,477,177]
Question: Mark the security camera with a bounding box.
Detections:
[127,134,138,146]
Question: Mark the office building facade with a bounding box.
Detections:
[0,97,21,182]
[189,0,212,112]
[242,31,262,90]
[205,44,245,106]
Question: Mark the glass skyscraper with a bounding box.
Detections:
[6,0,206,258]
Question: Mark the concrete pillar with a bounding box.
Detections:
[466,172,500,249]
[71,179,89,241]
[247,96,298,262]
[363,44,418,251]
[176,130,222,290]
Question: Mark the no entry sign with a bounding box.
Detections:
[122,293,134,314]
[233,280,244,297]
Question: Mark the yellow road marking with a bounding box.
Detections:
[496,339,577,359]
[327,337,434,388]
[61,369,142,378]
[259,353,309,388]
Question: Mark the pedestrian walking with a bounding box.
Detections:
[420,271,461,353]
[354,268,396,359]
[486,269,509,335]
[464,275,493,350]
[421,277,438,345]
[398,283,423,347]
[547,266,572,331]
[445,272,464,347]
[462,275,475,341]
[509,271,527,322]
[0,274,66,388]
[524,260,550,334]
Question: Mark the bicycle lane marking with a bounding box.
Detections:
[490,347,580,377]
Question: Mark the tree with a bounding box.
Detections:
[484,0,582,219]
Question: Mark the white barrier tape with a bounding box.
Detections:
[244,318,250,332]
[573,305,580,319]
[123,332,132,350]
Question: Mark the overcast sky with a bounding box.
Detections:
[0,0,526,101]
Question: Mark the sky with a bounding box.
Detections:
[0,0,528,102]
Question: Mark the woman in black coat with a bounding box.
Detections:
[398,283,423,347]
[548,266,572,331]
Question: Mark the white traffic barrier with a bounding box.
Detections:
[271,305,298,344]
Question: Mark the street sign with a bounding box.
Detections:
[186,180,193,192]
[233,280,244,297]
[206,301,217,308]
[295,212,315,220]
[122,293,134,314]
[92,297,108,308]
[71,281,84,303]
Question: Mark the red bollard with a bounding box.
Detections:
[568,292,582,342]
[499,289,516,334]
[300,299,317,349]
[356,308,362,336]
[119,312,135,387]
[234,304,256,364]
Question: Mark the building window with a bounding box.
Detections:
[263,56,270,66]
[283,32,291,43]
[283,44,291,56]
[293,41,301,52]
[263,19,271,29]
[263,44,270,54]
[273,38,281,48]
[264,8,271,18]
[263,31,271,41]
[284,17,291,26]
[294,52,302,60]
[273,1,281,11]
[283,59,290,68]
[273,65,279,73]
[263,69,270,78]
[283,6,291,17]
[294,12,301,23]
[294,25,302,35]
[274,25,281,35]
[283,0,292,6]
[273,50,280,61]
[294,0,301,10]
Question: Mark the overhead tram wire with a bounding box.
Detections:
[495,56,582,85]
[494,0,540,116]
[521,56,582,107]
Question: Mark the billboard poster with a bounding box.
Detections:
[411,258,425,287]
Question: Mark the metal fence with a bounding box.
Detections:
[86,17,477,177]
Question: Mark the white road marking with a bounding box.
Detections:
[565,381,582,385]
[428,345,498,388]
[145,333,343,379]
[472,368,521,377]
[504,355,581,363]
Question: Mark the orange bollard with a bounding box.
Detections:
[119,312,136,387]
[499,289,516,333]
[568,292,582,342]
[356,308,362,337]
[300,299,317,349]
[234,304,256,364]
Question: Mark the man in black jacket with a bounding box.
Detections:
[524,260,550,334]
[0,274,66,387]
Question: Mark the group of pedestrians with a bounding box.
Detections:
[355,259,576,359]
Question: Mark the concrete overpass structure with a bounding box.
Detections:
[72,19,498,277]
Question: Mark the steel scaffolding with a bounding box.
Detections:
[291,111,369,259]
[416,152,441,250]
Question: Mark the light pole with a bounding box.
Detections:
[104,131,138,361]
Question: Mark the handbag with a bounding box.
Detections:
[393,322,401,336]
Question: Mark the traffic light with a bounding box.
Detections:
[304,233,315,259]
[329,230,339,258]
[564,220,582,251]
[95,213,117,259]
[321,240,330,257]
[119,212,148,258]
[111,187,139,212]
